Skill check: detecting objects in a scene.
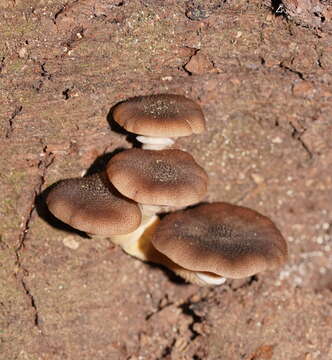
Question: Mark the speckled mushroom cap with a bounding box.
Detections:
[112,94,206,137]
[106,149,208,207]
[151,202,287,279]
[46,172,142,235]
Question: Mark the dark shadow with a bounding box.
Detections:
[179,301,203,340]
[158,211,170,220]
[228,275,258,291]
[107,103,142,148]
[147,261,189,286]
[84,147,126,176]
[157,201,211,220]
[35,185,91,238]
[271,0,284,15]
[185,201,210,210]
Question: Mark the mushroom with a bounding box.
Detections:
[109,202,287,286]
[150,202,288,285]
[106,148,208,210]
[46,172,142,236]
[106,148,208,258]
[112,94,206,150]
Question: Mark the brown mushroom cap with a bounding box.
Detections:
[46,172,142,235]
[151,202,287,279]
[106,149,208,207]
[112,94,206,137]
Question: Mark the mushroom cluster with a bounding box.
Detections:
[46,94,287,286]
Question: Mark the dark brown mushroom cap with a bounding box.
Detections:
[112,94,206,137]
[151,202,287,278]
[46,172,142,235]
[106,149,208,207]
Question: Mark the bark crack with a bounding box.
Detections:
[14,144,54,332]
[145,295,173,320]
[33,63,52,93]
[279,63,305,80]
[289,122,313,160]
[4,105,22,139]
[0,56,5,73]
[21,277,41,328]
[178,300,203,341]
[53,0,80,23]
[16,145,54,252]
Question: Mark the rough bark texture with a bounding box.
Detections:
[1,1,331,359]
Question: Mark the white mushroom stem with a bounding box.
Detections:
[136,136,175,150]
[195,272,226,285]
[111,214,159,261]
